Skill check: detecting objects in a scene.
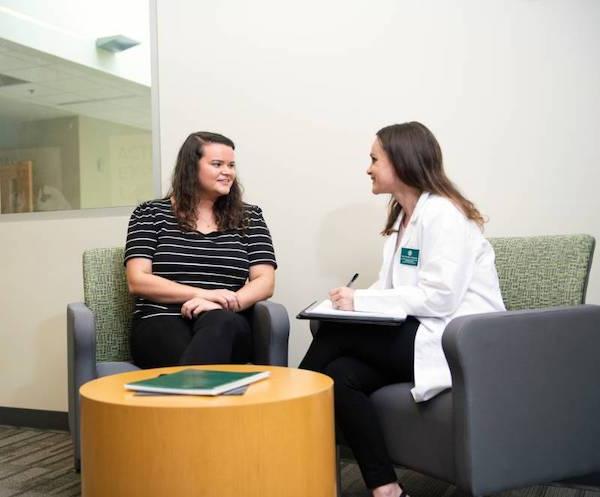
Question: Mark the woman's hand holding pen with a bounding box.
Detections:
[330,273,359,310]
[329,287,355,310]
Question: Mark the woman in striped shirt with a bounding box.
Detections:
[124,132,277,368]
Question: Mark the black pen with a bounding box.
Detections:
[345,273,359,288]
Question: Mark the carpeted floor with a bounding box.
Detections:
[0,425,79,497]
[1,424,599,497]
[341,463,598,497]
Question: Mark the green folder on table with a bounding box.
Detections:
[125,369,270,396]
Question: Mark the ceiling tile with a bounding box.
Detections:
[0,82,61,99]
[32,92,84,105]
[0,42,151,128]
[8,45,58,66]
[44,77,105,94]
[0,65,73,83]
[115,94,150,110]
[87,86,136,99]
[0,53,40,71]
[0,95,72,121]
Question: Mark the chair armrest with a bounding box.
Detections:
[67,302,97,462]
[442,305,600,496]
[252,300,290,366]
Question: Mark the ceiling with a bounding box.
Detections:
[0,38,151,130]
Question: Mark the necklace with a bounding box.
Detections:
[197,215,215,225]
[195,212,217,233]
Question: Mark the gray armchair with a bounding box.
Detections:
[67,247,290,472]
[312,234,598,496]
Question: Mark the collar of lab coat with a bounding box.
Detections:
[394,191,431,230]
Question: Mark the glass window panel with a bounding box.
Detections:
[0,4,154,214]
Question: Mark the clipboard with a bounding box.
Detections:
[296,300,407,326]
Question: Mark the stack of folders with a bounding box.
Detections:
[125,369,270,396]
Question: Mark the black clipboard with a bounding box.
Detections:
[296,301,406,326]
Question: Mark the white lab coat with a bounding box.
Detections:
[354,192,505,402]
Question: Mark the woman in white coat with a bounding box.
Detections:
[300,122,505,497]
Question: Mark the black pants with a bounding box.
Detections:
[131,309,253,369]
[299,317,419,489]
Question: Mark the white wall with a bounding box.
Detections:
[0,214,130,410]
[155,0,600,367]
[0,0,151,412]
[3,0,597,413]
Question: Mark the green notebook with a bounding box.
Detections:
[125,369,270,396]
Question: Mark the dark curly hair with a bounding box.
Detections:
[166,131,246,232]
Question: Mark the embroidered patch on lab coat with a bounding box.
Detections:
[400,248,420,266]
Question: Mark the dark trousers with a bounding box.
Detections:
[131,309,253,369]
[299,317,419,489]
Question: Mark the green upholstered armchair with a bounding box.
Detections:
[312,234,599,497]
[67,247,290,471]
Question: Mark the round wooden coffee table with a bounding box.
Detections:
[80,365,335,497]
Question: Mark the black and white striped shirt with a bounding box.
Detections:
[124,199,277,320]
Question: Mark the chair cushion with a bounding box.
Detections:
[96,361,140,377]
[371,383,454,483]
[489,234,594,311]
[83,247,134,362]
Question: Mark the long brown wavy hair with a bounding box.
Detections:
[167,131,246,232]
[377,122,485,235]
